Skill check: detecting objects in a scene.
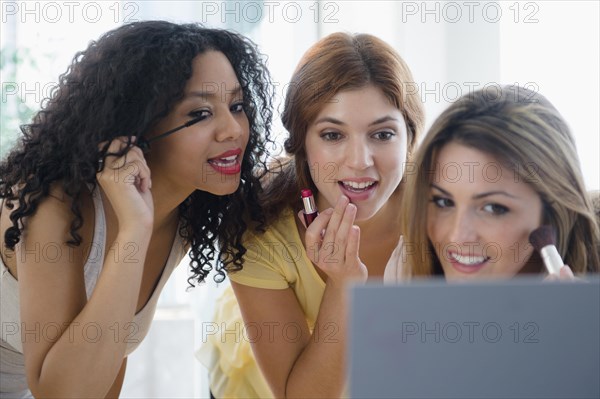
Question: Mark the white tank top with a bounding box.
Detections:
[0,187,186,397]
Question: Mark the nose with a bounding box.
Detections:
[215,110,244,142]
[345,138,373,170]
[448,209,479,246]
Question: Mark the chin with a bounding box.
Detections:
[354,201,385,221]
[444,271,481,282]
[202,182,241,196]
[354,209,377,222]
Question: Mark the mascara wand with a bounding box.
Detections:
[138,115,205,152]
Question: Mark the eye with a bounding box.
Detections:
[188,109,211,120]
[372,130,395,141]
[320,131,343,141]
[483,203,509,215]
[230,102,245,113]
[431,195,454,208]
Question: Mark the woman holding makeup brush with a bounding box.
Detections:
[0,21,273,398]
[198,32,424,398]
[397,85,599,282]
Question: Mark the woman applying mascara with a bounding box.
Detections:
[0,20,273,398]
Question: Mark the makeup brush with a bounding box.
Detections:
[528,225,563,275]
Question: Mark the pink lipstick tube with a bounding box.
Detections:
[301,189,319,227]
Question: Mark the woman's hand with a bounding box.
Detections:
[96,137,154,230]
[383,236,404,284]
[544,265,579,281]
[301,195,368,286]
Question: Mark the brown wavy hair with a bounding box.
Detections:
[261,32,424,220]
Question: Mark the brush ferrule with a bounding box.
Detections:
[540,245,563,275]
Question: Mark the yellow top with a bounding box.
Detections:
[196,207,327,398]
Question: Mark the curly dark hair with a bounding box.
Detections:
[0,21,274,284]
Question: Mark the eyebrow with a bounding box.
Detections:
[430,184,520,200]
[184,86,243,100]
[313,115,400,126]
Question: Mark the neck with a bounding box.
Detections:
[355,190,402,249]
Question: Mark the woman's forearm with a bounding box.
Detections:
[28,230,150,398]
[284,281,349,398]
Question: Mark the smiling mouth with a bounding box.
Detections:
[448,253,490,266]
[207,149,242,175]
[339,181,377,192]
[208,154,238,167]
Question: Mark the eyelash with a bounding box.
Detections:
[372,131,395,141]
[230,101,245,113]
[483,203,509,215]
[187,101,245,120]
[430,195,510,216]
[319,130,396,142]
[431,195,454,208]
[188,109,211,120]
[320,131,342,141]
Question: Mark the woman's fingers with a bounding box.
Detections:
[95,136,154,229]
[98,136,135,154]
[544,265,577,282]
[98,154,151,193]
[98,136,136,168]
[334,203,357,259]
[97,137,151,192]
[346,225,367,282]
[124,158,151,192]
[559,265,575,279]
[301,196,366,282]
[304,208,333,264]
[321,196,349,247]
[345,225,360,264]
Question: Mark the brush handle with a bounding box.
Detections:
[540,245,563,275]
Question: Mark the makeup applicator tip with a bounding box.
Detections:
[529,225,556,252]
[529,225,563,275]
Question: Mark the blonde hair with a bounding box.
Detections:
[401,85,599,276]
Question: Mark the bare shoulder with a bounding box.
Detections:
[14,184,98,387]
[1,183,95,279]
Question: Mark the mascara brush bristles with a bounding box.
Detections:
[529,225,563,275]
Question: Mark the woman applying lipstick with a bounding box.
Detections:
[199,32,424,398]
[399,85,599,282]
[0,21,273,398]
